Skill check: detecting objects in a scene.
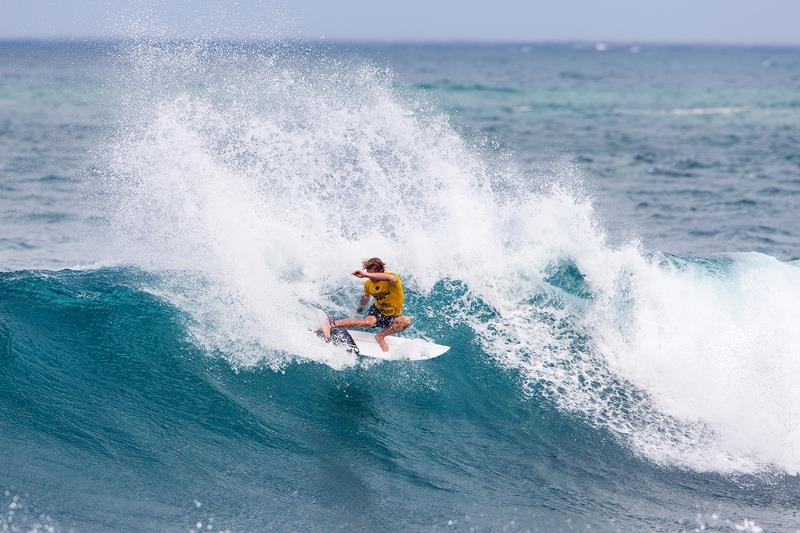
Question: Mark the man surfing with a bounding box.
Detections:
[319,257,411,352]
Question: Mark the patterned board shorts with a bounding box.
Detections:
[366,305,397,329]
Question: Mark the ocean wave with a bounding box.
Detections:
[86,40,800,478]
[1,260,799,532]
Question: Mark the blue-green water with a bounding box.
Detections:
[1,40,800,532]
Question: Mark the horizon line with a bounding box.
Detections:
[2,36,800,48]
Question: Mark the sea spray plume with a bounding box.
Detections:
[103,39,506,369]
[101,39,800,475]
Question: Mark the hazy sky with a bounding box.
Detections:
[2,0,800,45]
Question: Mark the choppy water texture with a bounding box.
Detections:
[1,40,800,532]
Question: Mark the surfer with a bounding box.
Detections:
[320,257,411,352]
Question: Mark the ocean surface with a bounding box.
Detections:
[1,39,800,532]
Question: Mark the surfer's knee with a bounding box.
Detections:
[363,315,377,327]
[396,316,411,329]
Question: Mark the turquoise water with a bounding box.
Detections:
[1,40,800,532]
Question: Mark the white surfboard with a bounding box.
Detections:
[346,330,450,361]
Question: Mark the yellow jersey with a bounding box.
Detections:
[364,272,404,316]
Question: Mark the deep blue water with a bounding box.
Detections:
[1,40,800,532]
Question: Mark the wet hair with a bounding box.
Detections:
[362,257,386,272]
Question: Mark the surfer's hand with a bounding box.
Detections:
[352,269,366,278]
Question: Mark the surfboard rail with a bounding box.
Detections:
[345,329,450,360]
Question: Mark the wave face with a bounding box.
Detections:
[3,40,800,531]
[2,268,800,532]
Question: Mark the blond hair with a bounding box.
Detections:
[362,257,386,272]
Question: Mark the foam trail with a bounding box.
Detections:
[102,40,800,475]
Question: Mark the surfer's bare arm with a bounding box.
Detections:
[357,291,371,313]
[352,270,398,283]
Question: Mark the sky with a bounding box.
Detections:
[2,0,800,45]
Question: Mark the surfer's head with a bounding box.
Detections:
[362,257,386,273]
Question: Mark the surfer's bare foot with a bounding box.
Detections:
[376,334,389,352]
[319,322,332,339]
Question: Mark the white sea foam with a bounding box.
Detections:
[103,40,800,475]
[670,106,746,116]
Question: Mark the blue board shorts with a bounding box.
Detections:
[366,305,397,329]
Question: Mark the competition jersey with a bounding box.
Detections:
[364,272,404,316]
